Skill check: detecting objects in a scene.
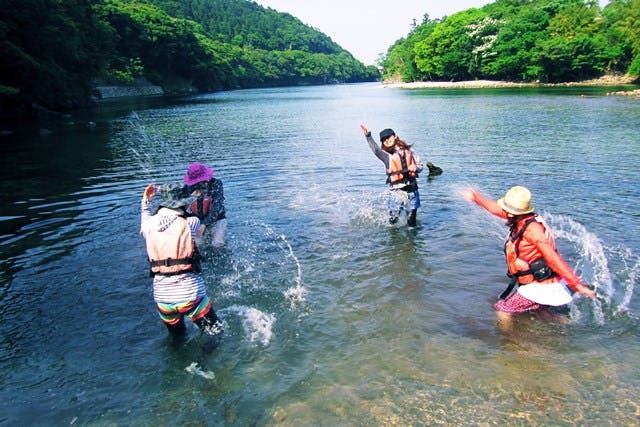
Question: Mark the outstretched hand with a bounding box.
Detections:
[143,184,156,202]
[462,188,478,203]
[360,124,369,136]
[576,283,597,299]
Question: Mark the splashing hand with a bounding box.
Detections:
[576,283,596,299]
[143,184,156,202]
[462,188,477,203]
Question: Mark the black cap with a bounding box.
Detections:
[379,128,395,142]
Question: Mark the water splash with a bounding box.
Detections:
[184,362,215,380]
[236,222,306,310]
[114,111,186,183]
[257,222,305,309]
[546,213,637,324]
[611,246,639,316]
[223,305,275,346]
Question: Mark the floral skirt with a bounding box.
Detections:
[494,291,545,313]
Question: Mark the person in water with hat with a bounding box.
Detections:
[463,185,596,324]
[140,183,224,341]
[360,124,425,226]
[181,162,227,247]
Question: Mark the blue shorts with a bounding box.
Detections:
[388,189,421,212]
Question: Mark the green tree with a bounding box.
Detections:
[603,0,640,76]
[1,0,112,111]
[480,5,551,81]
[381,20,438,82]
[413,8,488,80]
[536,1,609,81]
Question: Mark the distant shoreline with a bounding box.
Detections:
[382,74,639,94]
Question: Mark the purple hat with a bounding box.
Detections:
[184,162,214,185]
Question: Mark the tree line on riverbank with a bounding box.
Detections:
[0,0,379,116]
[382,0,640,83]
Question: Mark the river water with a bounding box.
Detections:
[1,83,639,425]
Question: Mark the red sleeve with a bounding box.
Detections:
[472,191,509,220]
[527,225,585,292]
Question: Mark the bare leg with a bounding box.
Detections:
[538,307,570,323]
[495,310,514,332]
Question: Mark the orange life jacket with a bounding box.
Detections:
[146,216,197,276]
[504,215,557,284]
[189,195,212,220]
[387,149,418,186]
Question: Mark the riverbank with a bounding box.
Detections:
[383,74,639,93]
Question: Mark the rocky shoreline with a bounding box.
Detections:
[383,74,639,96]
[607,89,640,97]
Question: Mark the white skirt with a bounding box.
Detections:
[517,279,573,306]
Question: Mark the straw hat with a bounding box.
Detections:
[497,186,535,215]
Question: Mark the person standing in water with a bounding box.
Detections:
[360,124,424,226]
[140,183,224,341]
[182,162,227,247]
[463,185,596,324]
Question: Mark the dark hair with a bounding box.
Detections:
[394,137,412,150]
[382,136,412,153]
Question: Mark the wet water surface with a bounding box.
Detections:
[1,83,639,425]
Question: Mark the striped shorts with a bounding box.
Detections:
[156,295,212,325]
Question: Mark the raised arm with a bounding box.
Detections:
[463,188,509,219]
[360,123,388,164]
[140,184,157,237]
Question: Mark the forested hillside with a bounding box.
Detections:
[381,0,640,83]
[0,0,379,116]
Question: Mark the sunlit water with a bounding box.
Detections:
[1,83,639,425]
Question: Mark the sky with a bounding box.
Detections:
[254,0,610,66]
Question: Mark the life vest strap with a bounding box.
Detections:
[499,278,518,300]
[502,258,558,299]
[149,257,195,267]
[150,269,193,277]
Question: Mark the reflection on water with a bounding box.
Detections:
[0,83,639,425]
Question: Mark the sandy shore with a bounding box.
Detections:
[383,74,638,92]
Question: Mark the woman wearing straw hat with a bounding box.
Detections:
[463,185,596,323]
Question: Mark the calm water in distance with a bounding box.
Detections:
[1,83,639,425]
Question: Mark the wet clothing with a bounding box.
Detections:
[471,192,586,313]
[365,133,424,224]
[140,199,222,335]
[157,295,212,325]
[494,290,544,313]
[185,178,227,247]
[184,178,225,227]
